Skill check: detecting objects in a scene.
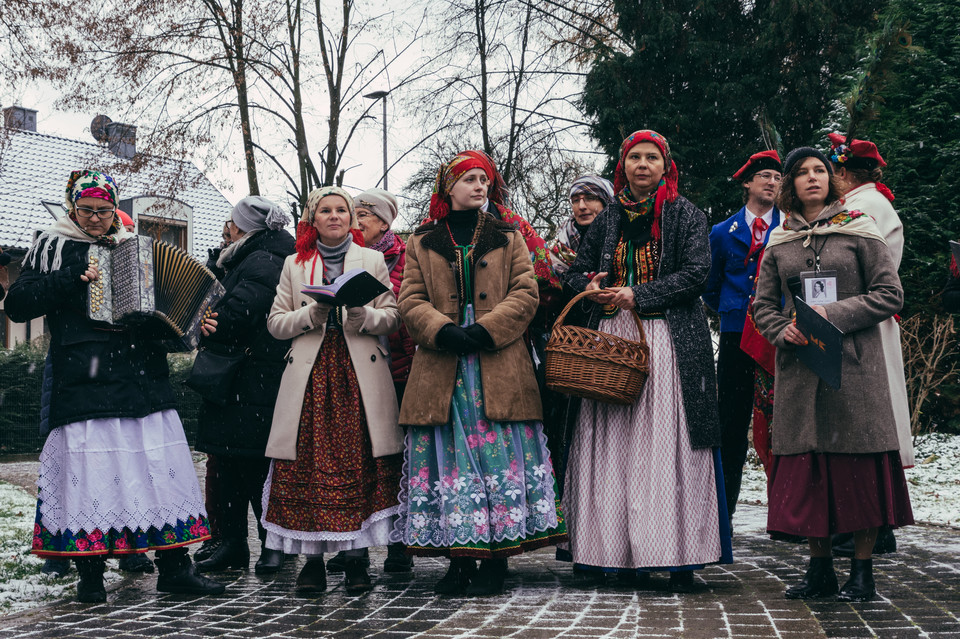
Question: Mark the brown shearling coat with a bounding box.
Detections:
[399,213,541,426]
[752,203,904,456]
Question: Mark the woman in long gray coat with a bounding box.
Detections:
[562,130,732,593]
[753,147,914,603]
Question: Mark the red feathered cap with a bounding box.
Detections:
[732,150,782,181]
[827,132,886,168]
[427,150,508,221]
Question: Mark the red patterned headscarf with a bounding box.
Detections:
[613,130,679,242]
[427,150,508,221]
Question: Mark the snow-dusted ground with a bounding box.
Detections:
[0,436,956,617]
[739,432,960,527]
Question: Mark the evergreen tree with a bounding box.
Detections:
[581,0,882,220]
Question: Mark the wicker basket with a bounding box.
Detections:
[545,290,650,405]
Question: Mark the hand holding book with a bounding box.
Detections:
[301,268,388,308]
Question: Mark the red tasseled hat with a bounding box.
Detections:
[732,150,782,181]
[827,132,887,168]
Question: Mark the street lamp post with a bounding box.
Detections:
[363,90,390,191]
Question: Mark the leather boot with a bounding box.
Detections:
[344,556,373,595]
[465,558,507,596]
[383,543,414,573]
[295,558,327,593]
[785,557,839,599]
[327,548,368,573]
[41,558,71,577]
[194,538,249,573]
[155,548,226,595]
[74,557,106,603]
[669,569,697,593]
[118,553,155,573]
[837,558,876,602]
[193,538,221,563]
[434,557,477,595]
[254,546,285,575]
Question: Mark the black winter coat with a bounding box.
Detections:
[562,196,721,449]
[5,240,178,428]
[195,228,295,458]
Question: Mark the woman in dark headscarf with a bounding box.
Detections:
[550,175,615,274]
[6,170,224,602]
[393,151,567,597]
[561,131,732,592]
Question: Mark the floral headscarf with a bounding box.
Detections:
[295,185,363,264]
[613,130,679,242]
[427,150,509,221]
[65,169,120,210]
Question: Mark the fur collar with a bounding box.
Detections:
[416,211,513,262]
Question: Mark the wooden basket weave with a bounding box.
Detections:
[545,290,650,405]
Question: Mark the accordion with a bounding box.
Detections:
[86,236,225,351]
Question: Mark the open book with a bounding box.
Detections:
[301,268,388,307]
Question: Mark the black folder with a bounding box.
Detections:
[794,296,844,390]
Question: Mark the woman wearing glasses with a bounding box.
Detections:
[5,170,224,603]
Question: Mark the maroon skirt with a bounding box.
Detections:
[767,451,914,538]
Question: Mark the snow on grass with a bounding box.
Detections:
[738,433,960,528]
[0,481,120,615]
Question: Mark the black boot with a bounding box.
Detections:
[784,557,839,600]
[118,553,155,573]
[254,546,285,575]
[155,548,226,595]
[837,558,876,602]
[193,538,221,563]
[383,543,413,573]
[295,558,327,593]
[465,558,507,596]
[669,570,697,593]
[434,557,477,596]
[194,538,249,573]
[873,527,897,555]
[344,555,373,594]
[327,548,368,573]
[74,557,106,603]
[832,532,855,558]
[41,558,71,577]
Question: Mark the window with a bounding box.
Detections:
[138,216,188,250]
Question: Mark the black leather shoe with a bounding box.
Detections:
[383,543,413,573]
[465,558,507,596]
[572,566,607,587]
[785,557,839,599]
[156,549,226,595]
[327,548,369,573]
[75,557,106,603]
[118,553,155,573]
[195,538,249,573]
[669,570,697,593]
[41,558,71,577]
[296,559,327,593]
[837,558,876,602]
[344,556,373,594]
[616,571,651,589]
[193,538,221,563]
[434,557,477,595]
[254,547,285,575]
[873,527,897,555]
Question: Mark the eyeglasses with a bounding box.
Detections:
[75,206,116,219]
[755,172,782,183]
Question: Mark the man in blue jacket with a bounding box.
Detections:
[703,150,782,526]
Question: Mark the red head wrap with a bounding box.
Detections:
[427,150,508,221]
[613,130,679,241]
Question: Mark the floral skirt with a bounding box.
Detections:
[262,328,402,555]
[32,409,210,557]
[392,316,567,558]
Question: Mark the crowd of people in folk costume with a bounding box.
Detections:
[5,127,957,606]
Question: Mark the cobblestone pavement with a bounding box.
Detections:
[0,504,957,638]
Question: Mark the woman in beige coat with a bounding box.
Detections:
[753,147,913,603]
[262,186,404,594]
[392,151,567,597]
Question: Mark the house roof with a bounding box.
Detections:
[0,127,232,258]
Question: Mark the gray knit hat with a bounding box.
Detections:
[231,195,290,232]
[355,188,398,226]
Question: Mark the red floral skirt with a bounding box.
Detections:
[264,329,401,534]
[767,451,914,538]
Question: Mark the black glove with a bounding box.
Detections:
[463,323,495,350]
[436,324,481,355]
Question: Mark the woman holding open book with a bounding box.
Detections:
[752,147,913,602]
[392,151,567,597]
[262,185,404,595]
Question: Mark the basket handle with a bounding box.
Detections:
[551,289,647,343]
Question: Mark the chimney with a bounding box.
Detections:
[3,106,38,132]
[105,121,137,159]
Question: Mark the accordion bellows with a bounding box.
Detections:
[87,236,225,351]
